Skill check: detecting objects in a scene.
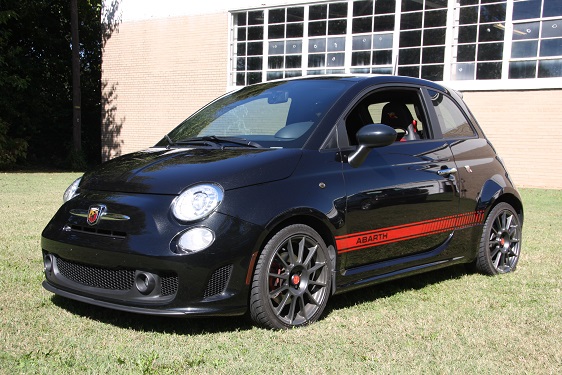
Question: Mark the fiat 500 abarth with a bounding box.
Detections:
[42,75,523,329]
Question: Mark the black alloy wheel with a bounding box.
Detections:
[250,224,332,329]
[476,202,522,275]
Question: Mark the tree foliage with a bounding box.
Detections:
[0,0,103,169]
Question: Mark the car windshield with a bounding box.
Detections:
[157,78,352,149]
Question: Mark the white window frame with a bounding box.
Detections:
[227,0,562,91]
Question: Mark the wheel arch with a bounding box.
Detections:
[477,177,524,224]
[248,209,339,290]
[265,209,337,258]
[491,192,524,225]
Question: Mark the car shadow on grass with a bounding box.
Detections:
[50,264,472,334]
[325,264,472,314]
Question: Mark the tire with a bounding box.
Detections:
[249,224,332,329]
[475,202,522,275]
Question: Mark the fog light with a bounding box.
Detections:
[135,272,156,295]
[177,227,215,254]
[44,254,54,273]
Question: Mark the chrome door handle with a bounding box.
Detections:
[437,167,458,176]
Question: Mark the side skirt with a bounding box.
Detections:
[334,233,467,293]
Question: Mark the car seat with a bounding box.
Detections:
[380,102,420,141]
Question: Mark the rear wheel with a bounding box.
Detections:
[476,202,522,275]
[250,224,332,329]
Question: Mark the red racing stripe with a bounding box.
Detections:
[336,210,485,254]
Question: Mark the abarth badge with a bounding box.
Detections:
[87,204,107,226]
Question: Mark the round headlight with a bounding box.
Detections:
[172,183,224,222]
[63,177,82,202]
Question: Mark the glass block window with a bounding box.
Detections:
[307,2,348,75]
[267,6,305,81]
[349,0,395,75]
[397,0,448,81]
[452,0,507,80]
[230,0,562,86]
[234,11,265,85]
[509,0,562,79]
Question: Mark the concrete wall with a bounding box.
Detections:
[101,13,561,189]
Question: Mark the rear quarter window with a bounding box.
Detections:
[429,90,475,138]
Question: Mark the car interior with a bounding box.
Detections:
[345,89,427,145]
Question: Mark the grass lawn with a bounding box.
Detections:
[0,173,560,374]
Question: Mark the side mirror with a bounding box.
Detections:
[348,124,396,168]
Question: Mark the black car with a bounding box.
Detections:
[42,75,523,329]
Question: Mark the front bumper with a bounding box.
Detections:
[41,191,263,316]
[42,281,246,317]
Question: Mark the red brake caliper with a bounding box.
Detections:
[291,274,300,287]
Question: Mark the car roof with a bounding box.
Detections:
[262,74,449,93]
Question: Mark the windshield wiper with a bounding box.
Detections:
[173,136,262,149]
[164,134,174,149]
[173,137,221,148]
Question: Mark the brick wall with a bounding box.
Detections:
[101,12,229,160]
[462,90,562,189]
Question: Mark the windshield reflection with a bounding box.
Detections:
[157,78,353,149]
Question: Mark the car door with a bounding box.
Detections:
[337,87,461,278]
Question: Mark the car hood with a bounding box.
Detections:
[80,147,303,194]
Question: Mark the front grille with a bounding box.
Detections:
[203,265,233,298]
[57,257,135,290]
[69,225,127,239]
[55,256,178,296]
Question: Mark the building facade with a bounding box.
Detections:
[102,0,562,188]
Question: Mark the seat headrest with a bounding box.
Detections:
[380,102,414,130]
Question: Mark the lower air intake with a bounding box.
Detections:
[55,256,178,296]
[203,264,233,298]
[57,256,134,290]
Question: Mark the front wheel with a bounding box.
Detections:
[249,224,332,329]
[475,202,522,275]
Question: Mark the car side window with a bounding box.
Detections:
[345,89,427,145]
[367,102,426,139]
[428,90,475,138]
